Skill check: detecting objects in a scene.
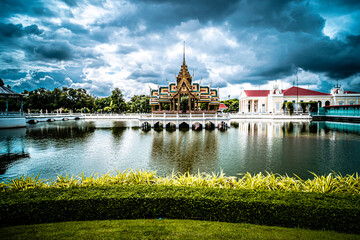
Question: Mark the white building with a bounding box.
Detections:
[239,85,360,113]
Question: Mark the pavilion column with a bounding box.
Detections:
[188,96,191,112]
[159,103,162,111]
[6,98,8,114]
[177,95,180,111]
[207,103,210,111]
[170,101,172,111]
[21,100,23,115]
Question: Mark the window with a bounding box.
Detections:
[349,101,354,105]
[339,101,344,105]
[276,103,280,111]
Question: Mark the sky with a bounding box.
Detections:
[0,0,360,99]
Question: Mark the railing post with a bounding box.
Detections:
[189,113,192,129]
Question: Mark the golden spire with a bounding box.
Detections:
[183,41,185,65]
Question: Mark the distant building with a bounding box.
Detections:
[218,103,228,113]
[239,84,360,113]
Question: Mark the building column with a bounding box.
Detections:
[188,97,191,112]
[177,95,180,111]
[6,98,8,114]
[251,100,254,113]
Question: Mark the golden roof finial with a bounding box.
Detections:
[183,41,185,65]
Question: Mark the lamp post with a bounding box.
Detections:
[296,68,299,115]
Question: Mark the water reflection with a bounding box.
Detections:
[149,129,219,174]
[0,120,359,180]
[230,120,360,178]
[0,128,28,174]
[26,121,96,140]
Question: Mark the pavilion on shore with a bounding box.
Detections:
[149,43,220,113]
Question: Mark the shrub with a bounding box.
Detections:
[0,185,359,233]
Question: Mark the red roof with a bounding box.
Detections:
[219,103,228,109]
[344,91,360,94]
[244,90,270,97]
[283,86,330,96]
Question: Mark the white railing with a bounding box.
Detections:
[139,113,230,119]
[84,113,139,117]
[0,111,24,117]
[25,113,84,117]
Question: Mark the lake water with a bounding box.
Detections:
[1,119,360,181]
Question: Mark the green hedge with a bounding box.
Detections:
[0,185,359,233]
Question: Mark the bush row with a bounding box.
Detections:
[0,185,359,233]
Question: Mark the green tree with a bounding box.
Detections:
[286,102,294,115]
[199,102,208,110]
[220,98,239,112]
[110,88,125,113]
[127,95,150,113]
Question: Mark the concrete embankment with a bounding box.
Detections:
[230,113,312,120]
[84,114,139,119]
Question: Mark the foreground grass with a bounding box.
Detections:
[1,169,359,194]
[2,219,360,240]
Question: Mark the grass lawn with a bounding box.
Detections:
[1,219,360,240]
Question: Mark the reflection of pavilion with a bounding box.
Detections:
[149,130,219,174]
[150,43,220,113]
[0,79,26,128]
[0,128,28,175]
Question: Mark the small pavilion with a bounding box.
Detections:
[0,79,26,128]
[0,78,25,115]
[150,43,220,113]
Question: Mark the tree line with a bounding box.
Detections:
[2,86,239,113]
[1,87,151,113]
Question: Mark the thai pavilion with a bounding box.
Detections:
[149,46,220,113]
[0,78,26,128]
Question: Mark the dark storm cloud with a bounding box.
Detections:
[61,0,78,7]
[0,23,43,39]
[1,0,360,96]
[34,42,74,61]
[105,0,240,31]
[0,69,27,80]
[0,0,54,18]
[247,31,360,81]
[61,21,90,35]
[127,69,161,83]
[229,0,325,35]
